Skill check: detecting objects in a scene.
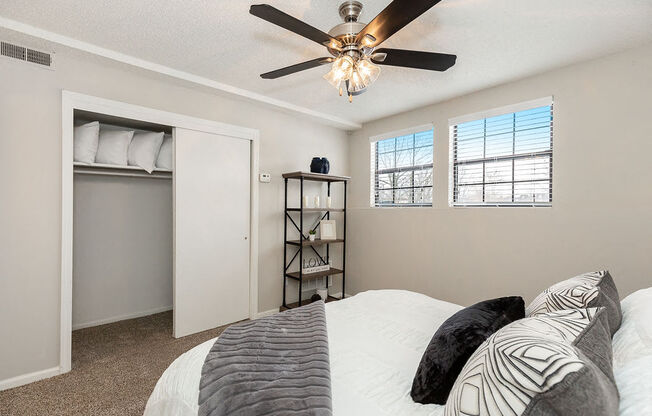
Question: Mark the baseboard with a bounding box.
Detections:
[72,305,173,330]
[0,366,61,392]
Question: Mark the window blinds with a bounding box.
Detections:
[450,102,553,206]
[372,129,434,207]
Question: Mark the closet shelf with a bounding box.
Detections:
[73,162,172,179]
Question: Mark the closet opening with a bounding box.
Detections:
[72,109,175,369]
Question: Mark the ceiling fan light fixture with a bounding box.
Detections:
[323,68,342,89]
[323,55,355,89]
[356,58,381,85]
[347,68,367,93]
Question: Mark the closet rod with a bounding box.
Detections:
[74,169,172,180]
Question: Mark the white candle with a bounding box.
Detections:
[327,196,332,208]
[314,195,320,208]
[303,196,310,207]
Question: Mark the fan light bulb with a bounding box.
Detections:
[323,56,354,90]
[324,56,381,98]
[347,69,366,93]
[356,58,381,85]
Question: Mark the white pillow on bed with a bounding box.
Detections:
[96,130,134,166]
[73,121,99,163]
[156,135,173,170]
[128,131,164,173]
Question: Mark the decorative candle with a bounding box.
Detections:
[303,196,310,207]
[314,195,320,208]
[327,196,332,208]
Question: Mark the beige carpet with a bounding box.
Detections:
[0,311,231,416]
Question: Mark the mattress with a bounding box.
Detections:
[145,288,652,416]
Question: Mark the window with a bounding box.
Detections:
[371,126,433,207]
[450,98,553,207]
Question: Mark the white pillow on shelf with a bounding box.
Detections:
[156,135,173,170]
[95,130,134,166]
[73,121,100,164]
[128,131,165,173]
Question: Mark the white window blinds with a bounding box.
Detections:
[371,127,433,207]
[449,99,553,206]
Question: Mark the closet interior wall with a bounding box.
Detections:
[72,111,173,330]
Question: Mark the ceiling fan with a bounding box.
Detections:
[249,0,456,102]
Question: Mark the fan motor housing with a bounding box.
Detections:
[328,22,365,55]
[328,21,366,39]
[327,1,367,56]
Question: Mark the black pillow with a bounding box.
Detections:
[410,296,525,405]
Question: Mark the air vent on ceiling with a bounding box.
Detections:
[1,41,54,69]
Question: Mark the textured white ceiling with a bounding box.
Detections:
[1,0,651,126]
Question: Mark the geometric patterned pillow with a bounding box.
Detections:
[444,308,619,416]
[526,270,622,335]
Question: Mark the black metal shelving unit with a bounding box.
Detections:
[281,171,350,310]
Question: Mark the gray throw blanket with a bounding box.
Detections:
[198,301,332,416]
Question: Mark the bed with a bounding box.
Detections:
[145,288,652,416]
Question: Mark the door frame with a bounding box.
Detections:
[60,90,260,374]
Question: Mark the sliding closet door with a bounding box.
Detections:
[173,128,250,338]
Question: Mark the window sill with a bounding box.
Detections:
[450,204,552,208]
[368,205,433,209]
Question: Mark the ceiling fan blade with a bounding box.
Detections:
[260,57,334,79]
[250,4,342,49]
[356,0,443,48]
[371,48,456,71]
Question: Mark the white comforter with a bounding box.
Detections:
[145,288,652,416]
[612,287,652,416]
[144,290,462,416]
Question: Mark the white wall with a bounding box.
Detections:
[0,41,348,382]
[346,43,652,307]
[73,175,173,329]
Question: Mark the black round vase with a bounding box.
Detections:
[310,157,330,174]
[310,157,322,173]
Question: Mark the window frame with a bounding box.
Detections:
[448,97,553,208]
[370,124,434,208]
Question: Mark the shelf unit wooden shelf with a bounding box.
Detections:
[286,268,344,281]
[286,238,344,247]
[282,171,349,311]
[282,171,350,182]
[286,207,345,212]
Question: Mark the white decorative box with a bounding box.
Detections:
[302,264,330,274]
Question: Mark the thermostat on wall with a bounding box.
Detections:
[259,173,271,183]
